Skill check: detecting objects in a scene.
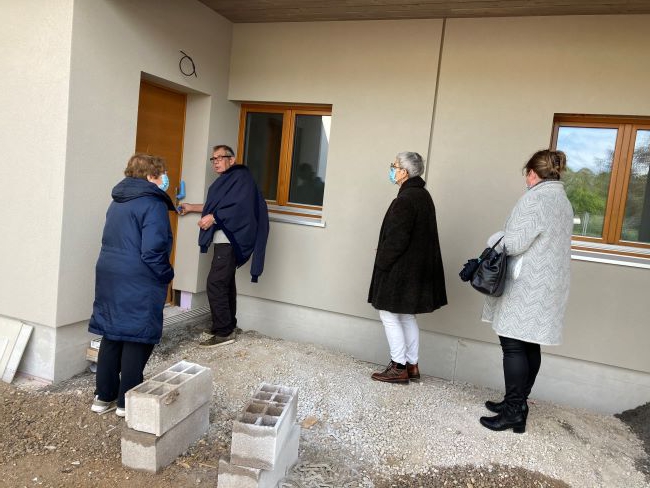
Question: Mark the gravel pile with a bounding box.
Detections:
[5,316,647,487]
[156,318,647,487]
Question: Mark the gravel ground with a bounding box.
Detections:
[1,316,647,487]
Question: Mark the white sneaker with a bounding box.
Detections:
[115,407,126,418]
[91,395,116,414]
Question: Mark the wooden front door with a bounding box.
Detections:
[135,80,186,303]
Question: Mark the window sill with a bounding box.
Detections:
[571,240,650,269]
[267,204,325,228]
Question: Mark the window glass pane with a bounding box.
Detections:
[243,112,283,201]
[557,126,617,238]
[621,130,650,243]
[288,115,330,206]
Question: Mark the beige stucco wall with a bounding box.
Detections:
[429,14,650,373]
[0,0,74,326]
[56,0,239,327]
[229,19,444,316]
[230,15,650,375]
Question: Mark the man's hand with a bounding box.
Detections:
[198,214,216,230]
[178,203,204,216]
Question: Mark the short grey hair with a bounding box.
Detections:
[396,151,424,178]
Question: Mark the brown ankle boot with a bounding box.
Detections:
[406,362,420,380]
[371,361,409,384]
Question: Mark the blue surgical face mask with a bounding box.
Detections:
[389,167,398,184]
[158,173,170,192]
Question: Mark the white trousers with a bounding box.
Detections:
[379,310,420,365]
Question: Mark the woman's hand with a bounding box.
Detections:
[487,231,505,250]
[198,214,216,230]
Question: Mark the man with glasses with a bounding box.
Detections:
[179,145,269,347]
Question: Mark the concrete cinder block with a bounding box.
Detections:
[125,360,212,436]
[230,383,298,470]
[218,424,300,488]
[121,401,209,473]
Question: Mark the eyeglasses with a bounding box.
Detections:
[210,155,234,163]
[390,163,401,170]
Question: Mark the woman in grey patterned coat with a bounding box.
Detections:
[480,150,573,433]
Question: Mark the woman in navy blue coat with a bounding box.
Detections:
[88,154,175,417]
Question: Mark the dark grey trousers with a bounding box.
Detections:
[207,243,237,337]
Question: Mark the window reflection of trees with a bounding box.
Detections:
[622,133,650,242]
[563,147,613,238]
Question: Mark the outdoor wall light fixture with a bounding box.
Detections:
[179,50,197,77]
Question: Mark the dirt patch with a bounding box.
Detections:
[0,381,225,487]
[374,464,570,488]
[616,402,650,481]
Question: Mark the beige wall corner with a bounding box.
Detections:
[0,0,74,326]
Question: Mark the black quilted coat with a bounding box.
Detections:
[368,176,447,314]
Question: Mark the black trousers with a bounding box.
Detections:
[499,335,541,407]
[95,337,154,408]
[207,243,237,337]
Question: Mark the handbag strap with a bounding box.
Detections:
[478,236,504,263]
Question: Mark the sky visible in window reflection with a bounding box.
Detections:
[557,127,617,173]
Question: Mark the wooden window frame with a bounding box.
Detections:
[237,103,332,220]
[551,114,650,258]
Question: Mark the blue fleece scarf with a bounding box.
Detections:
[199,165,269,282]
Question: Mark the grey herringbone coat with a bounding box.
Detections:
[482,181,573,345]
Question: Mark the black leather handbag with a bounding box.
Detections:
[459,236,507,297]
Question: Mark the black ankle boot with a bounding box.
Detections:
[485,399,529,420]
[480,404,526,433]
[485,399,505,413]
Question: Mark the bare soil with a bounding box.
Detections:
[0,318,646,487]
[616,402,650,481]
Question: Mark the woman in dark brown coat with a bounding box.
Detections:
[368,151,447,383]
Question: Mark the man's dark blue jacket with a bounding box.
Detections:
[199,165,269,282]
[89,177,175,344]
